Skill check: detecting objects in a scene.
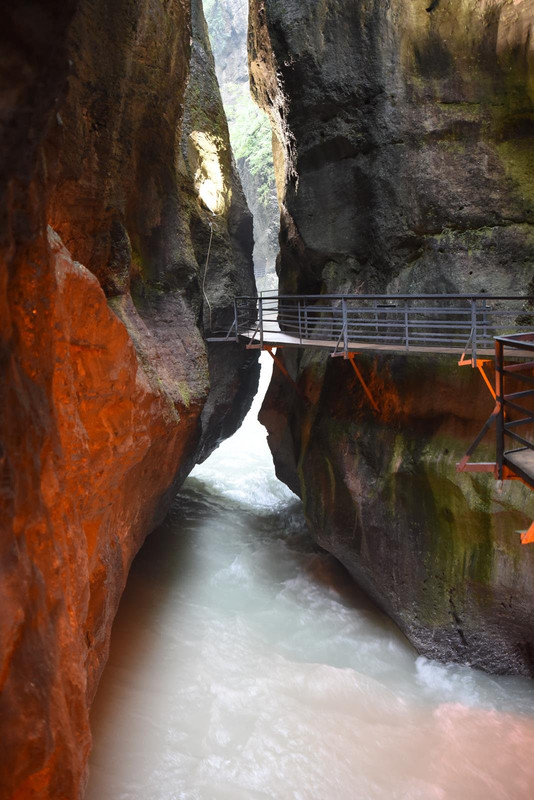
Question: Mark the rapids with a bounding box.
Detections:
[87,356,534,800]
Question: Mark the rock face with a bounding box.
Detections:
[0,1,257,797]
[204,0,279,288]
[251,0,534,674]
[250,0,534,295]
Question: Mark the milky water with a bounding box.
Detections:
[87,355,534,800]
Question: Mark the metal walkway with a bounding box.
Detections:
[208,292,534,544]
[208,294,534,363]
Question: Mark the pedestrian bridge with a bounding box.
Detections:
[208,293,533,364]
[207,293,534,542]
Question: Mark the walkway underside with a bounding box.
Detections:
[239,328,529,359]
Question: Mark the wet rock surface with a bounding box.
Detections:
[0,1,257,797]
[252,0,534,675]
[260,347,534,675]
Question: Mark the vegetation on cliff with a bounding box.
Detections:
[203,0,279,285]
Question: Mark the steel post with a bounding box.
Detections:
[342,298,348,357]
[471,299,478,366]
[495,338,504,480]
[259,297,264,350]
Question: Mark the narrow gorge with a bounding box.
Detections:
[1,1,534,799]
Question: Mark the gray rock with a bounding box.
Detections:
[252,0,534,675]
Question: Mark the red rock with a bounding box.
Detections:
[1,227,203,798]
[0,1,257,797]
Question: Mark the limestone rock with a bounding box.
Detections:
[252,0,534,675]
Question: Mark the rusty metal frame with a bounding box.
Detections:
[346,353,380,413]
[458,354,496,400]
[457,333,534,545]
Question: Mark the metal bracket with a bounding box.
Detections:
[245,323,260,349]
[458,330,474,367]
[456,404,500,472]
[458,350,496,401]
[331,323,346,358]
[520,521,534,545]
[347,353,379,413]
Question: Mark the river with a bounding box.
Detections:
[86,355,534,800]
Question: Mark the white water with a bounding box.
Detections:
[87,356,534,800]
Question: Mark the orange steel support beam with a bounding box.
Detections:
[457,353,473,367]
[347,353,380,413]
[476,360,496,401]
[457,460,530,484]
[520,522,534,545]
[457,462,497,474]
[264,346,304,398]
[458,356,496,400]
[457,464,525,483]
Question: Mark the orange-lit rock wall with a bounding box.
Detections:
[2,229,202,798]
[0,1,257,797]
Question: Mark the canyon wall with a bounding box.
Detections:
[251,0,534,674]
[0,1,257,797]
[204,0,279,289]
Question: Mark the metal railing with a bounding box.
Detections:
[495,333,534,486]
[208,294,534,361]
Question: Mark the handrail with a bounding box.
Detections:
[217,294,534,359]
[235,293,533,301]
[206,295,534,357]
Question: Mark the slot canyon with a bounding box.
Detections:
[1,1,534,798]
